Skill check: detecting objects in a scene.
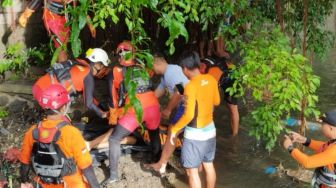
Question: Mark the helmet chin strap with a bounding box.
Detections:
[51,102,71,117]
[63,102,71,116]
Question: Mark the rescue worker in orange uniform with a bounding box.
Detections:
[20,84,99,188]
[200,56,240,136]
[33,48,110,119]
[284,110,336,188]
[18,0,96,62]
[170,51,220,188]
[102,41,161,184]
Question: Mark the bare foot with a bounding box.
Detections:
[143,163,166,174]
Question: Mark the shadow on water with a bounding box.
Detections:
[174,49,336,188]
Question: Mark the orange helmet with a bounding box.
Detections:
[117,41,136,66]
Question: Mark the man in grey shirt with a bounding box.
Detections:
[144,53,188,174]
[155,59,189,118]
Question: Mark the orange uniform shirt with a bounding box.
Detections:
[171,74,220,134]
[34,64,90,94]
[20,119,92,188]
[291,139,336,171]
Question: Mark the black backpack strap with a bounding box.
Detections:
[53,121,70,142]
[32,122,42,140]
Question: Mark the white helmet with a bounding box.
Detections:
[86,48,110,66]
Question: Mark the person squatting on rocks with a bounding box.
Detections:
[33,48,110,119]
[200,56,240,136]
[169,51,220,188]
[18,0,96,62]
[284,110,336,188]
[103,41,161,184]
[144,52,189,174]
[20,84,99,188]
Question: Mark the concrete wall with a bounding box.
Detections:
[0,1,48,58]
[325,2,336,33]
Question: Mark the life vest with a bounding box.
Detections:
[47,59,90,95]
[113,65,152,108]
[312,140,336,188]
[31,121,77,184]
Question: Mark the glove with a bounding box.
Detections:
[108,107,124,125]
[18,8,34,28]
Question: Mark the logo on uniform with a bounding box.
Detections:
[76,65,84,72]
[201,80,209,86]
[41,130,50,139]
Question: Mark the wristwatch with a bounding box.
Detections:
[287,145,294,153]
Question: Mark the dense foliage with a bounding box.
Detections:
[1,0,336,149]
[229,27,320,150]
[0,43,46,78]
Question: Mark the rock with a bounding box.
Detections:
[0,126,10,136]
[0,81,33,94]
[286,168,313,183]
[7,99,28,114]
[4,71,12,81]
[0,95,9,106]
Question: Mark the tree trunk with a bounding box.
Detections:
[276,0,285,32]
[299,0,309,151]
[302,0,308,57]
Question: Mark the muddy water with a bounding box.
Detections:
[173,49,336,188]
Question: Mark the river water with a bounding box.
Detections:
[173,48,336,188]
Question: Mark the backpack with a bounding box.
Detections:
[31,121,77,184]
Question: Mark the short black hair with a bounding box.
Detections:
[179,51,200,70]
[153,52,165,59]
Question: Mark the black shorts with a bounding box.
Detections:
[221,80,238,105]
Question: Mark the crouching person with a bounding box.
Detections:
[20,84,99,188]
[102,41,161,185]
[283,110,336,188]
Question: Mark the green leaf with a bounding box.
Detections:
[2,0,12,7]
[79,14,87,29]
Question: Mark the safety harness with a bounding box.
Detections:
[312,140,336,188]
[31,121,77,184]
[48,60,79,95]
[45,0,74,15]
[46,0,65,15]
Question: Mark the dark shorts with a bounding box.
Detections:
[181,137,216,168]
[221,80,238,105]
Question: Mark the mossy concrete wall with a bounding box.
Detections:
[0,1,49,58]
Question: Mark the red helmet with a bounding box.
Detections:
[32,84,70,110]
[117,41,136,66]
